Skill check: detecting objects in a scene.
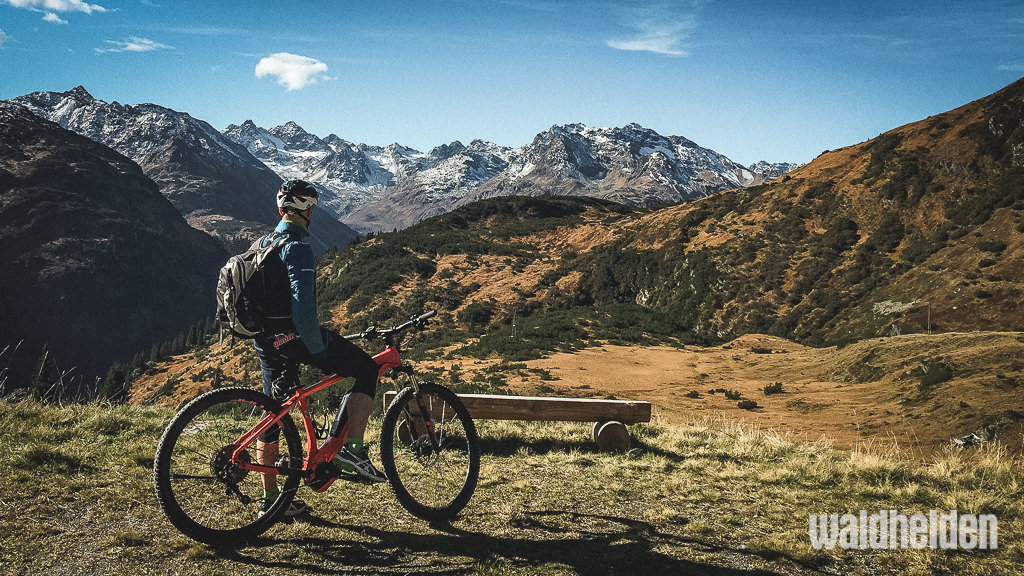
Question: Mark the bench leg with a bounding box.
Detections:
[592,420,631,452]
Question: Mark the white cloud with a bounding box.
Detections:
[95,36,174,54]
[998,64,1024,72]
[607,3,696,56]
[255,52,330,91]
[4,0,106,14]
[0,29,9,45]
[607,27,690,56]
[43,12,68,24]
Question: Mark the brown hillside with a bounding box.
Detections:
[623,76,1024,343]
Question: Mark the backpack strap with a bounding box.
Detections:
[254,232,294,266]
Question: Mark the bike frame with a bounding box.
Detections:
[229,342,418,482]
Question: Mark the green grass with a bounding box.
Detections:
[0,399,1021,575]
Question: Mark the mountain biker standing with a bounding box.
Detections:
[255,179,386,517]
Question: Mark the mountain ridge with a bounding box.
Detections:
[223,118,798,233]
[299,76,1024,348]
[10,87,358,255]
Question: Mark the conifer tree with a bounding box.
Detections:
[99,362,129,403]
[186,325,197,349]
[29,343,59,403]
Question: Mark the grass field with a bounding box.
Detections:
[1,398,1021,575]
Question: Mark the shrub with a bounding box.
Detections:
[457,301,495,329]
[751,347,773,355]
[872,212,905,253]
[918,361,954,391]
[862,132,903,181]
[684,390,701,399]
[724,389,742,400]
[763,382,785,395]
[737,400,759,410]
[978,240,1008,254]
[529,368,558,381]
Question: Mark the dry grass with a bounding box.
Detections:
[0,399,1021,575]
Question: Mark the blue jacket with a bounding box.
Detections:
[267,220,325,355]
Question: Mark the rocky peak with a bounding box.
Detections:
[66,85,95,101]
[221,118,797,233]
[270,121,327,152]
[7,88,357,252]
[428,141,466,161]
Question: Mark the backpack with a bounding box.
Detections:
[216,233,292,339]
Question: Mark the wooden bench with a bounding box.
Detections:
[384,391,652,452]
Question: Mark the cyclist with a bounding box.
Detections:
[255,179,386,517]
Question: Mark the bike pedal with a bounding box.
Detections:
[306,462,340,492]
[335,470,374,485]
[309,478,336,493]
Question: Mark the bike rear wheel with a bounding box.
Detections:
[153,387,303,545]
[380,382,480,521]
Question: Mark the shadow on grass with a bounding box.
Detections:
[476,427,739,466]
[219,510,827,576]
[477,433,599,457]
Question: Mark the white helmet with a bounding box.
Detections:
[276,179,318,216]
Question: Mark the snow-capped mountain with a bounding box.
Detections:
[224,120,519,231]
[748,160,802,181]
[346,139,519,232]
[466,123,761,208]
[224,120,795,233]
[10,87,357,254]
[223,120,392,220]
[10,87,797,238]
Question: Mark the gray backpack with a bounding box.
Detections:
[216,233,291,339]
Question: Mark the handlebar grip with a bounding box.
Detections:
[345,325,379,340]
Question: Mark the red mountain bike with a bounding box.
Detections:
[153,310,480,544]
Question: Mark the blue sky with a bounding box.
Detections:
[1,1,1022,165]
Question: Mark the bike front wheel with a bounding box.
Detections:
[380,382,480,521]
[153,387,303,545]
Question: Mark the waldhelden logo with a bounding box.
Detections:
[808,510,997,550]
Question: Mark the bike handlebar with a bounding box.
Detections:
[344,310,437,341]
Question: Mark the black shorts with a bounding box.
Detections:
[253,327,379,442]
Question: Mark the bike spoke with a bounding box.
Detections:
[384,386,477,514]
[155,389,303,540]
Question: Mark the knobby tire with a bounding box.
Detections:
[379,382,480,521]
[153,387,302,545]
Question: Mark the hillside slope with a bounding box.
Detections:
[0,102,227,388]
[635,76,1024,342]
[306,79,1024,348]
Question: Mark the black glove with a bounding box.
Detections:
[270,375,298,400]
